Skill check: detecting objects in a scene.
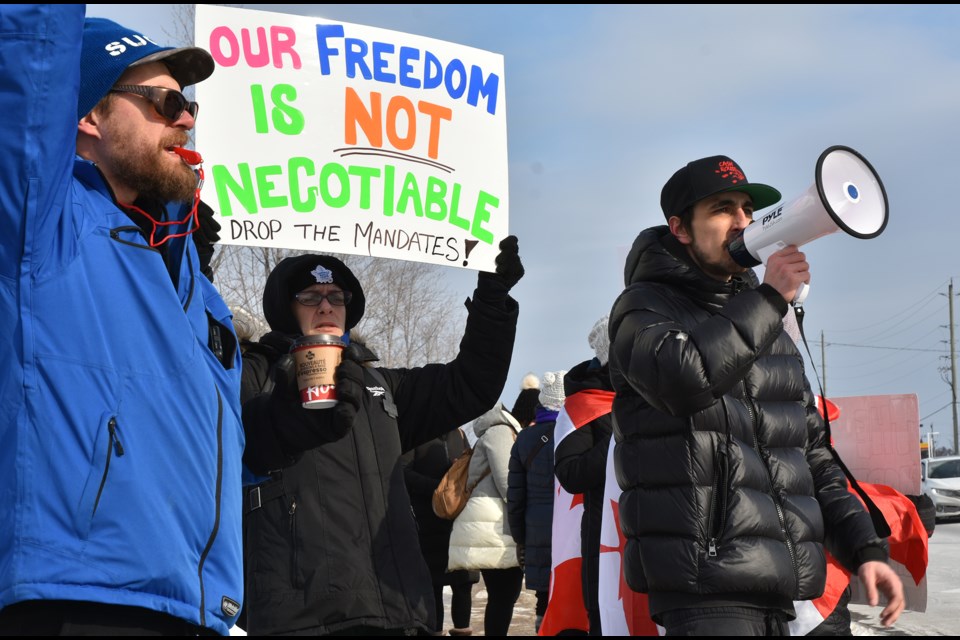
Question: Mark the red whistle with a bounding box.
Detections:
[173,147,203,166]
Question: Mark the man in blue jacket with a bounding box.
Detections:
[0,6,244,635]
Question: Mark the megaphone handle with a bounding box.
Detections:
[792,282,810,306]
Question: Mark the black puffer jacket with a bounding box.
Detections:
[241,279,518,635]
[608,226,886,620]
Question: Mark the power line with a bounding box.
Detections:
[921,402,953,422]
[818,341,943,353]
[822,278,949,336]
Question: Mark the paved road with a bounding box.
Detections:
[848,517,959,636]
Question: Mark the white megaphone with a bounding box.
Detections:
[727,145,888,306]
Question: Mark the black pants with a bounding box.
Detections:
[534,590,548,617]
[479,567,523,636]
[431,582,473,631]
[587,606,602,636]
[0,600,218,636]
[806,586,853,636]
[659,606,790,636]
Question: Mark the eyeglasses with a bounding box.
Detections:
[110,85,199,123]
[294,290,352,307]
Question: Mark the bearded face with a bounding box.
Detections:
[95,97,198,203]
[671,192,755,282]
[685,226,749,282]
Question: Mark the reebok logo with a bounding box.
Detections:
[221,596,240,617]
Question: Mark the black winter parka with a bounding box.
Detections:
[240,283,518,635]
[608,226,886,621]
[506,415,557,592]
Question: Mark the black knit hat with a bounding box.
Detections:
[510,373,541,427]
[262,255,365,335]
[660,155,781,220]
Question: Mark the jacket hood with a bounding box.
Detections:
[622,226,756,310]
[563,358,613,396]
[473,402,520,438]
[262,254,365,335]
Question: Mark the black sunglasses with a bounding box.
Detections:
[110,85,199,123]
[294,290,353,307]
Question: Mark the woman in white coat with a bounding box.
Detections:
[448,403,522,635]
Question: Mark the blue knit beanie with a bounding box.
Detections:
[79,17,215,120]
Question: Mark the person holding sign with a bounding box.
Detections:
[606,154,905,635]
[239,238,523,636]
[0,6,245,635]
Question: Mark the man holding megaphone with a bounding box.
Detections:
[607,154,904,636]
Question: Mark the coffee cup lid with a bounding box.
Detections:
[292,334,345,348]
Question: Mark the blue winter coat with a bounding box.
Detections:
[0,6,244,634]
[507,413,557,592]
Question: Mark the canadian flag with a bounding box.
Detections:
[790,481,929,633]
[598,435,662,636]
[791,395,929,633]
[542,387,660,636]
[539,389,617,636]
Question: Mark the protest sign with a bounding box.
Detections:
[829,394,921,495]
[194,5,508,271]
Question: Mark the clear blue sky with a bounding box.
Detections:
[87,4,960,451]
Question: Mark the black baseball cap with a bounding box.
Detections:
[660,155,781,220]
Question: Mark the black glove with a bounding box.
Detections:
[476,235,525,296]
[193,200,221,281]
[332,353,366,431]
[271,353,299,403]
[516,542,526,568]
[263,353,351,456]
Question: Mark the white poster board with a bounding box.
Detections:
[194,5,508,272]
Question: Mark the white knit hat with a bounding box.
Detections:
[588,315,610,365]
[538,370,567,411]
[520,373,540,390]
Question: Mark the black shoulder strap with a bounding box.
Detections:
[524,432,551,469]
[794,306,891,538]
[364,366,398,419]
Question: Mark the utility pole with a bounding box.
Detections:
[950,279,958,454]
[928,424,939,459]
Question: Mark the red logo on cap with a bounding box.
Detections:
[716,161,745,184]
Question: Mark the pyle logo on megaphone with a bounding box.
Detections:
[728,145,888,305]
[759,207,784,227]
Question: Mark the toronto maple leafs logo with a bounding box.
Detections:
[311,265,334,284]
[367,386,386,397]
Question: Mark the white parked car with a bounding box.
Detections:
[921,455,960,521]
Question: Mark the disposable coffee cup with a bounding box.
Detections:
[291,334,345,409]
